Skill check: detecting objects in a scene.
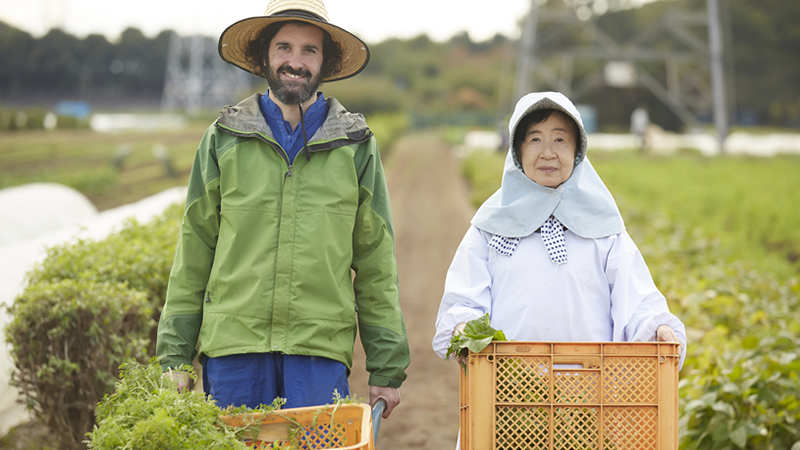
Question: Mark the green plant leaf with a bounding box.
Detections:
[711,402,735,417]
[729,423,748,449]
[742,335,760,349]
[445,313,507,363]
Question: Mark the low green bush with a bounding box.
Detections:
[4,279,153,450]
[27,204,181,303]
[679,334,800,450]
[4,205,183,448]
[623,207,800,450]
[26,204,183,353]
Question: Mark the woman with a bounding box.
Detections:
[432,91,686,368]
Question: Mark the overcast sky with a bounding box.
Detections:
[0,0,532,43]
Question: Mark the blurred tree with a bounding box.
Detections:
[0,22,36,101]
[28,29,82,97]
[76,34,114,100]
[724,0,800,126]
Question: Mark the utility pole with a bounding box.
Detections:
[707,0,728,153]
[514,0,540,103]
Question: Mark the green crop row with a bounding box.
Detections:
[593,151,800,280]
[0,128,201,210]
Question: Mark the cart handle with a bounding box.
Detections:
[371,398,387,446]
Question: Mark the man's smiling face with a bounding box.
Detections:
[265,22,324,106]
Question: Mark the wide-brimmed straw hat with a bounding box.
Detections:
[218,0,369,82]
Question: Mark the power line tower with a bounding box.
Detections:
[161,33,255,114]
[514,0,729,150]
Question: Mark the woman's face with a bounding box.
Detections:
[518,111,577,188]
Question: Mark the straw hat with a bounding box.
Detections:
[218,0,369,82]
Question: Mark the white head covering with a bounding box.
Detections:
[471,92,625,239]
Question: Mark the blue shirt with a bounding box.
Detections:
[259,91,329,164]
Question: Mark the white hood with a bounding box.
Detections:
[471,91,625,238]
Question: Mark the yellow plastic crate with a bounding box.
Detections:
[221,403,374,450]
[460,342,680,450]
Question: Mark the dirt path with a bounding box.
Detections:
[348,131,476,449]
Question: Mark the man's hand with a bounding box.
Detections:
[166,370,190,393]
[369,385,400,419]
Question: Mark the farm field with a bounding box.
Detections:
[2,128,799,449]
[0,126,206,211]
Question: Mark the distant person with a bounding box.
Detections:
[156,0,409,419]
[433,90,686,369]
[631,104,650,152]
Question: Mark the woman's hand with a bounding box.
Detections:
[656,325,682,354]
[453,322,468,365]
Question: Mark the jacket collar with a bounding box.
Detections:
[215,93,371,145]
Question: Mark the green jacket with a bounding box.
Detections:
[156,94,409,388]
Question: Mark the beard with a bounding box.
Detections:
[265,63,322,105]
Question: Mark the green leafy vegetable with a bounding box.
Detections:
[86,359,284,449]
[445,313,507,365]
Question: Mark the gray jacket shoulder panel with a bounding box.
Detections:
[214,93,370,145]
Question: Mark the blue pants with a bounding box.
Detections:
[202,353,350,410]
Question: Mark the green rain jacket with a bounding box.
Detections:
[156,94,409,388]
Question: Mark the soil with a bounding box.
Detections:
[347,131,475,449]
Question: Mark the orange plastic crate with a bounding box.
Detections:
[221,403,374,449]
[460,342,680,450]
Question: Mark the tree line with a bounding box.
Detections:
[0,24,170,107]
[0,0,798,130]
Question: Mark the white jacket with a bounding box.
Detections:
[432,225,687,369]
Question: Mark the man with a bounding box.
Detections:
[156,0,409,419]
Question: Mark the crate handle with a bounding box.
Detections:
[552,355,602,369]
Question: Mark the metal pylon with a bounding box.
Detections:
[161,32,255,113]
[514,0,728,148]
